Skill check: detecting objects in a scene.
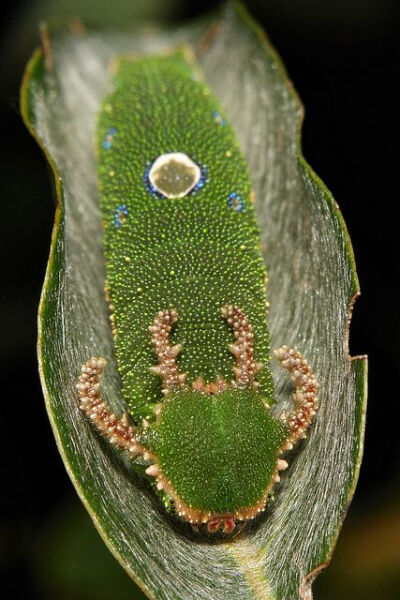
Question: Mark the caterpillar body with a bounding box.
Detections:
[77,48,319,534]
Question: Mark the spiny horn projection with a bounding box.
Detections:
[274,345,319,444]
[77,358,143,458]
[149,309,187,394]
[222,305,263,387]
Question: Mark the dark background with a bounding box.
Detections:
[1,1,399,598]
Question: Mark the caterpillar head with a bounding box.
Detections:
[140,386,289,533]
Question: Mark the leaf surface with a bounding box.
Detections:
[21,4,367,599]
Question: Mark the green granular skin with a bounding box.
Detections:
[97,50,274,418]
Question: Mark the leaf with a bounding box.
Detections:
[21,3,367,599]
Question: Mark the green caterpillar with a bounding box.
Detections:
[77,48,319,534]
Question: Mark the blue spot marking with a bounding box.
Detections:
[227,192,245,212]
[103,126,117,149]
[144,161,160,195]
[192,164,208,193]
[212,110,226,126]
[114,204,129,227]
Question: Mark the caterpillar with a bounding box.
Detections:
[76,48,319,534]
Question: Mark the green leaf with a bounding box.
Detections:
[21,3,367,599]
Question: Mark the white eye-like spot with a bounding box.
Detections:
[148,152,201,198]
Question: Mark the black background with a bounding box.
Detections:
[1,1,399,598]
